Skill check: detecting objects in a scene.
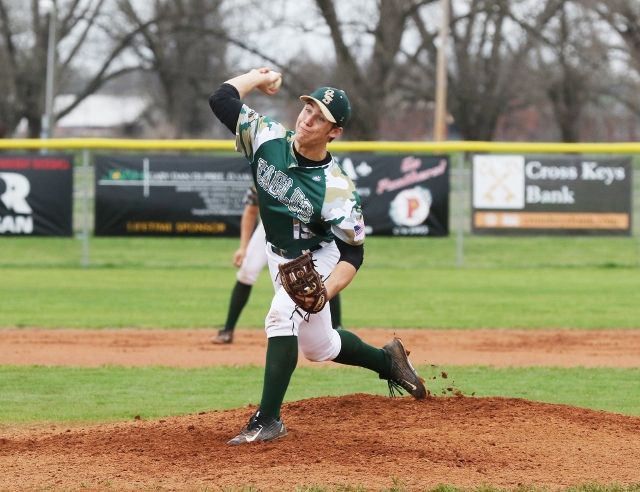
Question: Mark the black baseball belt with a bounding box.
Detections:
[269,243,323,260]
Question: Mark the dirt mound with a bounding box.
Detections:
[2,394,640,490]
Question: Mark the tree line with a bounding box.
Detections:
[1,0,639,141]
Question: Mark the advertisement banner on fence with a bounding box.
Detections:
[95,154,252,236]
[336,154,449,236]
[0,155,73,236]
[95,153,449,237]
[472,155,632,235]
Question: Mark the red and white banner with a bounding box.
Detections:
[0,155,73,236]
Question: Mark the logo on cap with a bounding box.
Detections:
[322,89,335,105]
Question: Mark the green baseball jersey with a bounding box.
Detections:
[235,104,365,257]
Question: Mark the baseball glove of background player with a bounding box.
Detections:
[278,252,327,314]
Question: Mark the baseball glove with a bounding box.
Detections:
[278,252,327,314]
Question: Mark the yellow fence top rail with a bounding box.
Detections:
[2,138,640,154]
[0,138,235,151]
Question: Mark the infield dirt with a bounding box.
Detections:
[1,327,639,490]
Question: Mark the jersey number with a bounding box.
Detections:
[292,219,313,239]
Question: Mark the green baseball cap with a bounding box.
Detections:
[299,87,351,127]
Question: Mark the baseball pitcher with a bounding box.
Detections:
[209,67,427,445]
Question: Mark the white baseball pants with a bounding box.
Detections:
[236,222,268,285]
[265,241,342,362]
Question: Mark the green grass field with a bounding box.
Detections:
[0,235,638,426]
[0,236,638,329]
[0,266,637,328]
[1,180,639,489]
[1,235,638,269]
[1,365,639,424]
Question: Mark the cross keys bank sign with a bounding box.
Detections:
[0,156,73,236]
[472,155,632,235]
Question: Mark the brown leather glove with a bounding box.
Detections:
[278,252,327,314]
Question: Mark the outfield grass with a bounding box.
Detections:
[0,235,638,269]
[1,365,639,424]
[0,236,638,329]
[0,235,638,432]
[0,266,637,328]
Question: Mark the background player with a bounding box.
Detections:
[213,186,345,344]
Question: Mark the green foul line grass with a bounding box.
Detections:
[1,365,639,424]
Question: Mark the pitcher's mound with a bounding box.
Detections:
[2,394,640,490]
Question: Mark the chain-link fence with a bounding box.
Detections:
[2,140,639,269]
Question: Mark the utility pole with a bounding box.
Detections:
[40,0,57,140]
[433,0,449,141]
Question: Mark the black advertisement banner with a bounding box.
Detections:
[94,154,252,236]
[95,153,449,237]
[472,155,632,235]
[337,154,449,236]
[0,155,73,236]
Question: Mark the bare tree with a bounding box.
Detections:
[0,0,152,137]
[540,13,587,142]
[309,0,437,140]
[221,0,640,142]
[117,0,228,138]
[178,1,423,139]
[291,0,566,141]
[585,0,640,115]
[408,0,565,141]
[588,0,640,66]
[525,2,615,142]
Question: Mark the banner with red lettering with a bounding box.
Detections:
[335,154,449,236]
[0,155,73,236]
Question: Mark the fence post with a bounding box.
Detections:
[455,151,465,268]
[636,168,640,268]
[80,148,91,267]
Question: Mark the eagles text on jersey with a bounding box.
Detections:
[235,105,365,258]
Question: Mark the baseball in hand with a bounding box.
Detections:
[256,69,282,95]
[267,71,282,91]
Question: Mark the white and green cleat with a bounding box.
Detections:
[227,411,287,445]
